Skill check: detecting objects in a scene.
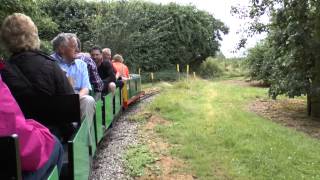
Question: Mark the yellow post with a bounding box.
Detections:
[193,72,196,79]
[186,64,189,81]
[177,64,180,81]
[138,68,141,75]
[151,72,154,85]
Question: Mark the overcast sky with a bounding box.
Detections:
[146,0,267,58]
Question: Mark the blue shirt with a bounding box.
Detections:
[51,53,92,93]
[76,53,104,92]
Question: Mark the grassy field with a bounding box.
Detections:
[143,79,320,179]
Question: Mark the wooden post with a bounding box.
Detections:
[186,64,189,82]
[151,72,154,85]
[177,64,180,81]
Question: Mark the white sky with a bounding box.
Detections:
[146,0,267,58]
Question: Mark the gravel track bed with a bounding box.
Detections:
[90,97,155,180]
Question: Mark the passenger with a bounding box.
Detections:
[102,48,112,62]
[112,54,130,80]
[51,33,96,126]
[0,13,74,103]
[0,75,64,179]
[76,38,103,101]
[102,48,118,75]
[51,33,96,147]
[90,47,116,95]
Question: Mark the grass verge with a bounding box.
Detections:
[148,79,320,179]
[123,144,156,177]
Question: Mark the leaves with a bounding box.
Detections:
[243,0,320,100]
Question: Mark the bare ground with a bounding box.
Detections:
[222,79,320,139]
[138,115,195,180]
[249,98,320,139]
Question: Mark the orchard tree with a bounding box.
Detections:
[238,0,320,117]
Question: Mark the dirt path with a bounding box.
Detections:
[137,114,195,180]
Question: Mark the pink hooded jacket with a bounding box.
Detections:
[0,76,55,171]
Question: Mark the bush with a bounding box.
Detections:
[140,69,179,83]
[198,58,223,78]
[40,40,53,54]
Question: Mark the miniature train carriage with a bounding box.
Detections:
[0,74,143,180]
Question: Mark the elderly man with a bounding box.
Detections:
[102,48,112,62]
[51,33,95,126]
[91,47,116,95]
[76,39,103,101]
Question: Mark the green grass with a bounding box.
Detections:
[123,144,156,177]
[148,79,320,179]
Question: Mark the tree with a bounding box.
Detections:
[236,0,320,117]
[0,0,58,57]
[91,1,228,71]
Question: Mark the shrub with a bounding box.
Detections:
[198,58,223,78]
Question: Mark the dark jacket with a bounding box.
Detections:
[97,60,116,92]
[0,50,74,99]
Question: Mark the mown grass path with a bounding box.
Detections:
[148,79,320,179]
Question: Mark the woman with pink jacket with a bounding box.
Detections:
[0,75,64,179]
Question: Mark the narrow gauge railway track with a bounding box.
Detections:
[90,88,158,180]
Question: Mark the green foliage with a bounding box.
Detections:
[141,69,179,83]
[245,41,273,85]
[198,57,246,79]
[237,0,320,101]
[123,144,156,177]
[198,58,223,79]
[39,0,97,47]
[77,0,227,71]
[40,40,53,54]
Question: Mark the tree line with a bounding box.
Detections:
[0,0,228,72]
[242,0,320,117]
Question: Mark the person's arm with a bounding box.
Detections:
[79,61,91,96]
[79,88,89,97]
[53,62,74,94]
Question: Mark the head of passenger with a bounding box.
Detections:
[113,54,124,63]
[102,48,111,61]
[51,33,78,63]
[0,13,40,54]
[90,47,103,66]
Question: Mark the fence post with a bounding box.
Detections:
[186,64,189,82]
[151,72,154,85]
[177,64,180,81]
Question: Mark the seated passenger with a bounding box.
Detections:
[112,54,130,80]
[0,13,74,102]
[51,33,96,145]
[90,47,116,95]
[102,48,118,75]
[76,39,103,101]
[0,75,63,179]
[102,48,112,62]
